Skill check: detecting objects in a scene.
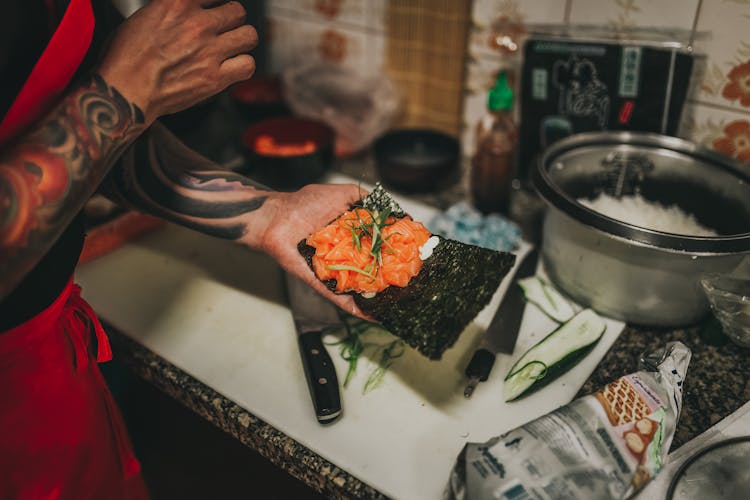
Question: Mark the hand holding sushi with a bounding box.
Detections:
[251,183,370,318]
[297,184,516,359]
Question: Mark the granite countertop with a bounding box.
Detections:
[106,100,748,498]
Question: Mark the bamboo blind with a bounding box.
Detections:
[385,0,472,135]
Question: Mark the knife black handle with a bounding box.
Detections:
[465,348,496,381]
[298,331,342,424]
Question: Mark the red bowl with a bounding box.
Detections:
[241,117,335,191]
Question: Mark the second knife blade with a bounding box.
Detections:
[482,247,539,355]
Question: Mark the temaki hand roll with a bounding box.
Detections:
[299,184,516,360]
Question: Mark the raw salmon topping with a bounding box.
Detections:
[306,208,432,294]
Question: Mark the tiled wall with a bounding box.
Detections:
[464,0,750,163]
[265,0,386,76]
[682,0,750,162]
[266,0,750,165]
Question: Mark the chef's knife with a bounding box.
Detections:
[283,274,342,424]
[464,247,539,398]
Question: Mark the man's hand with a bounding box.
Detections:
[98,0,257,124]
[246,184,370,318]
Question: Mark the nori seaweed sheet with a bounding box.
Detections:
[359,183,406,218]
[298,184,516,360]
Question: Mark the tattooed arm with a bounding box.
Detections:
[0,77,145,300]
[104,122,364,316]
[0,0,257,300]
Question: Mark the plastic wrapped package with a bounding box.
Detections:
[700,273,750,347]
[446,342,692,500]
[282,63,401,156]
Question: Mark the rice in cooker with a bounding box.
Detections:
[578,193,718,237]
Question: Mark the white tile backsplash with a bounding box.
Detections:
[266,0,386,78]
[268,0,375,31]
[266,14,371,74]
[472,0,567,28]
[568,0,700,31]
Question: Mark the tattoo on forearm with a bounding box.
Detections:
[105,122,269,240]
[0,75,145,295]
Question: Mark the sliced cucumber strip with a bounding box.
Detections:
[504,309,606,401]
[518,276,575,323]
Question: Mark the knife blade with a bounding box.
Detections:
[464,247,539,398]
[283,273,343,424]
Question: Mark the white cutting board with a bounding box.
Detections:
[75,178,625,500]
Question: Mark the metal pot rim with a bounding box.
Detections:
[534,131,750,254]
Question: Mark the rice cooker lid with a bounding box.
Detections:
[534,131,750,254]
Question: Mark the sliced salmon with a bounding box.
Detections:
[306,208,431,294]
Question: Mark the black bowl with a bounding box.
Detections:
[241,117,334,191]
[374,128,460,192]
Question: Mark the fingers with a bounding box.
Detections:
[220,54,256,86]
[311,280,373,321]
[205,1,246,33]
[335,296,372,322]
[217,24,258,59]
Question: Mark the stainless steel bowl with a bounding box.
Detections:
[533,132,750,327]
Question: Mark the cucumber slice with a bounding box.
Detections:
[518,276,575,323]
[504,309,606,401]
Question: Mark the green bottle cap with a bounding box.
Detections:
[488,71,513,111]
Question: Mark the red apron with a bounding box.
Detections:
[0,281,147,499]
[0,1,148,498]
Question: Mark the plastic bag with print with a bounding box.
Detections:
[445,342,691,500]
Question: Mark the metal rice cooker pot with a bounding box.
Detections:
[533,132,750,327]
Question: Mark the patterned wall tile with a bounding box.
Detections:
[268,0,370,31]
[691,0,750,112]
[469,0,566,60]
[681,102,750,163]
[472,0,567,28]
[266,14,371,75]
[266,0,385,80]
[568,0,700,31]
